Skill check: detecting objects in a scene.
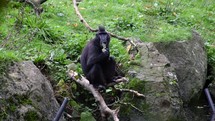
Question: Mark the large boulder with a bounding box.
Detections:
[154,31,207,103]
[121,31,207,121]
[0,61,61,121]
[124,42,182,121]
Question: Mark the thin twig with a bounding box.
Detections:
[107,77,129,87]
[120,102,144,114]
[115,88,145,98]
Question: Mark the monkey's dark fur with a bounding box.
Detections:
[80,26,117,87]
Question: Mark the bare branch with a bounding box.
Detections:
[72,0,138,51]
[68,70,119,121]
[109,32,138,49]
[72,0,97,32]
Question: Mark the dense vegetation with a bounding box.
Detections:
[0,0,214,120]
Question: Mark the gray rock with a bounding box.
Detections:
[122,31,207,121]
[126,42,182,121]
[0,61,62,121]
[154,31,207,103]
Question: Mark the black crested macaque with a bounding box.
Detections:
[80,26,117,89]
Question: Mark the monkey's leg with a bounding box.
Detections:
[103,57,117,84]
[86,64,107,87]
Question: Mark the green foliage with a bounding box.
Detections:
[22,16,63,44]
[61,33,88,60]
[80,111,96,121]
[110,39,129,63]
[0,50,19,61]
[0,0,9,24]
[126,78,146,92]
[24,111,39,121]
[113,16,137,31]
[206,44,215,66]
[69,99,81,109]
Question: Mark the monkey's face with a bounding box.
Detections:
[98,33,110,49]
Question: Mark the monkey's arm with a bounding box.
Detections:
[87,49,109,67]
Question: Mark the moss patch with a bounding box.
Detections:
[24,110,39,121]
[0,94,33,120]
[8,94,32,105]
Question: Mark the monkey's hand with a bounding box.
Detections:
[102,43,107,52]
[109,56,115,61]
[102,48,106,52]
[103,48,110,57]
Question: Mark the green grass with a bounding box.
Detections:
[0,0,214,86]
[0,0,214,84]
[77,0,214,42]
[0,50,19,70]
[0,0,215,119]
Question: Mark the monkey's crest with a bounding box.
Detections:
[98,26,106,34]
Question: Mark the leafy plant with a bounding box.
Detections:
[80,111,96,121]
